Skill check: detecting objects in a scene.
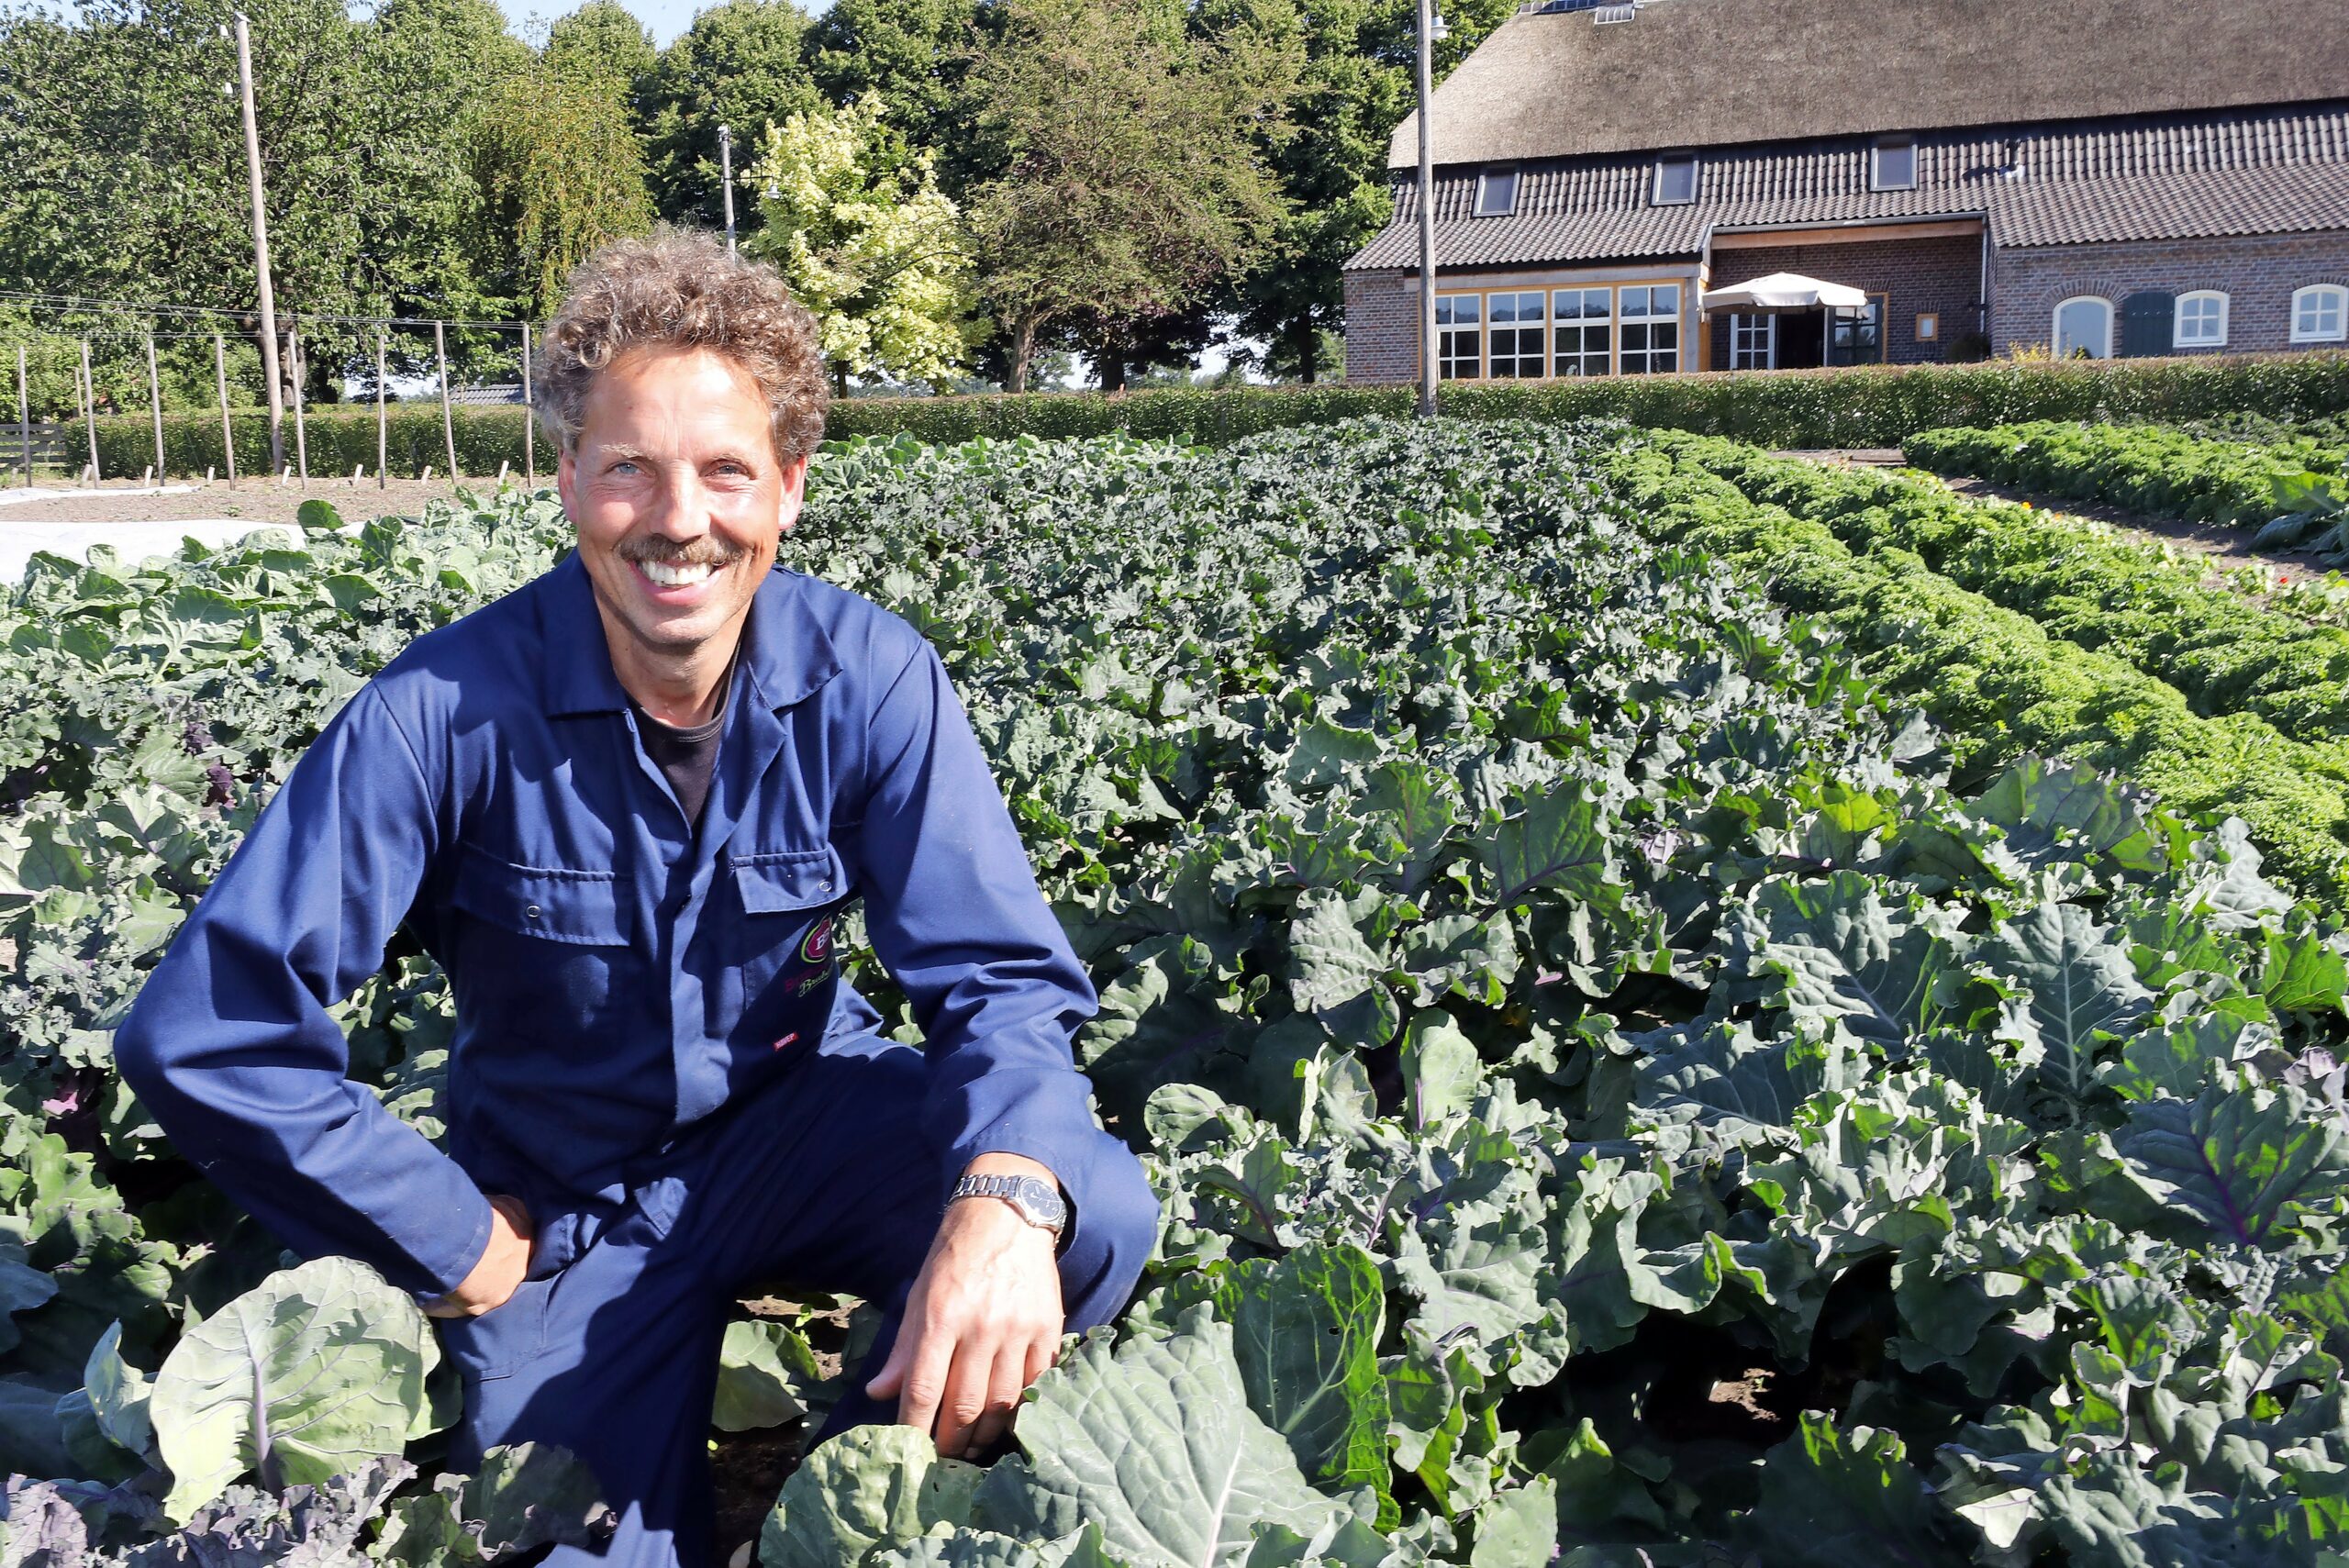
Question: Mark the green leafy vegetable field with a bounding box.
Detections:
[0,418,2343,1566]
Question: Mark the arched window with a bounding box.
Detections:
[2053,296,2113,359]
[2174,291,2229,349]
[2294,285,2349,344]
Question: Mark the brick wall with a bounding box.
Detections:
[1703,234,1984,370]
[1991,232,2349,356]
[1343,270,1420,385]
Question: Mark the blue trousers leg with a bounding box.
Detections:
[439,1037,1158,1568]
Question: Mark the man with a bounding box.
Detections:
[114,230,1157,1568]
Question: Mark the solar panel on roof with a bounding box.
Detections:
[1526,0,1608,15]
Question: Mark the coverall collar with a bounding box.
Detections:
[538,548,845,718]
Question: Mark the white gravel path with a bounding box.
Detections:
[0,484,195,508]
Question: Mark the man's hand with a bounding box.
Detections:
[865,1153,1065,1457]
[423,1195,533,1319]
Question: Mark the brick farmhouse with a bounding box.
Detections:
[1341,0,2349,384]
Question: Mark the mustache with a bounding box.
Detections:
[617,536,750,569]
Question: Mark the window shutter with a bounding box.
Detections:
[2119,292,2174,358]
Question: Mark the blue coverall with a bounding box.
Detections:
[114,550,1159,1568]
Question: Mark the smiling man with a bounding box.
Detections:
[115,231,1156,1568]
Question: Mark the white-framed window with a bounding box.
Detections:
[1487,291,1546,377]
[1436,293,1483,380]
[1474,166,1520,217]
[2292,284,2348,344]
[1619,284,1681,373]
[1653,154,1698,206]
[2174,291,2229,348]
[2053,295,2113,359]
[1551,287,1612,376]
[1729,312,1776,370]
[1871,138,1918,192]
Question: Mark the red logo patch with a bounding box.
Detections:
[800,916,835,965]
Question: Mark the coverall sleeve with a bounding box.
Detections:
[848,642,1102,1203]
[114,684,496,1298]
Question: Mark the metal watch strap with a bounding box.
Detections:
[948,1172,1068,1235]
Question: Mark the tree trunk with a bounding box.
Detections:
[1299,322,1318,385]
[1008,314,1038,395]
[1097,334,1126,394]
[831,361,849,398]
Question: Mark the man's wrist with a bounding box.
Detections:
[952,1153,1071,1251]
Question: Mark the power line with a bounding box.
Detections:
[0,288,536,331]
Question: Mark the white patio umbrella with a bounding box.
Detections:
[1699,272,1871,316]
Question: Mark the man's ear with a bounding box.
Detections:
[776,452,811,535]
[555,444,577,520]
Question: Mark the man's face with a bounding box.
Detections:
[557,345,809,665]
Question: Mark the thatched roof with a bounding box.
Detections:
[1388,0,2349,169]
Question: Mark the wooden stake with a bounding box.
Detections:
[520,322,535,484]
[435,321,458,482]
[214,329,238,486]
[375,327,388,490]
[78,339,98,484]
[235,13,284,475]
[145,333,165,482]
[15,347,28,489]
[287,326,307,484]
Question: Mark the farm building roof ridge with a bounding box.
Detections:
[1389,0,2349,170]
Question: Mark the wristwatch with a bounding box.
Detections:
[948,1172,1068,1238]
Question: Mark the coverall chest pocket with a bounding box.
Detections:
[729,847,849,1005]
[450,847,634,1022]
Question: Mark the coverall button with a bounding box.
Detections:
[525,904,541,919]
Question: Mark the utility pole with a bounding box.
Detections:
[1416,0,1443,419]
[234,13,284,475]
[718,125,737,255]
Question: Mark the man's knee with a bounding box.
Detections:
[1063,1136,1158,1329]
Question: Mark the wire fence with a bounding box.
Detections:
[3,290,547,488]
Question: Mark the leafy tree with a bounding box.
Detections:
[801,0,1001,198]
[742,96,974,391]
[1208,0,1514,385]
[466,61,657,317]
[0,0,534,402]
[965,0,1300,392]
[642,0,823,230]
[543,0,659,105]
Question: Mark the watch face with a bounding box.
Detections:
[1016,1176,1068,1229]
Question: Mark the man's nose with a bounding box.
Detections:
[646,465,711,537]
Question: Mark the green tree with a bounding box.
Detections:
[0,0,532,402]
[642,0,823,230]
[802,0,1001,199]
[1216,0,1515,384]
[467,61,657,317]
[742,96,974,391]
[965,0,1300,392]
[543,0,659,104]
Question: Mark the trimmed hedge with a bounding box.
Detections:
[75,349,2349,477]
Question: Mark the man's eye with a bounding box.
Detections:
[608,461,638,476]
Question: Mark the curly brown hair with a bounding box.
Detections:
[534,228,829,464]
